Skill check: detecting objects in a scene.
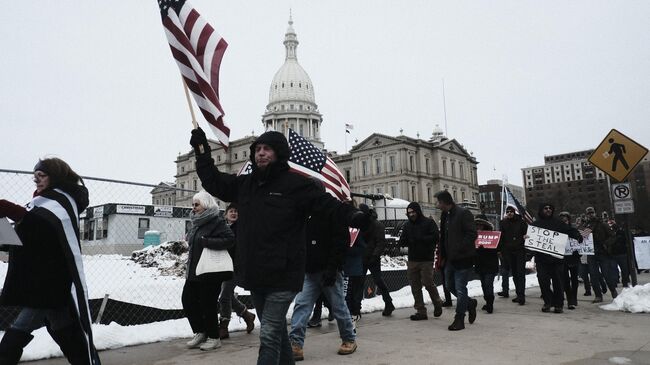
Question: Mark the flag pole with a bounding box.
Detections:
[181,77,199,129]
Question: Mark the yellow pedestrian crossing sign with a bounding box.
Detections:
[589,129,648,182]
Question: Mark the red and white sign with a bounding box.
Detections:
[475,231,501,249]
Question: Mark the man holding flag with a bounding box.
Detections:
[189,128,368,364]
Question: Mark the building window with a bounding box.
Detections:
[138,218,150,239]
[451,162,456,178]
[193,180,197,191]
[234,153,238,160]
[427,187,432,203]
[345,169,351,183]
[459,163,464,180]
[181,166,185,173]
[411,185,416,201]
[391,185,397,199]
[389,155,396,172]
[462,191,466,202]
[409,155,415,171]
[375,158,381,174]
[425,158,430,174]
[453,190,457,201]
[362,161,368,177]
[443,160,447,175]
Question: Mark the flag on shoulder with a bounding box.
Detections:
[288,129,351,201]
[158,0,230,148]
[504,186,533,224]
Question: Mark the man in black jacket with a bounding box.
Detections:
[498,207,528,305]
[359,204,395,316]
[190,128,367,365]
[584,207,618,303]
[530,203,582,313]
[436,191,478,331]
[399,202,444,321]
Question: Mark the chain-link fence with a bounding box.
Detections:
[0,169,444,329]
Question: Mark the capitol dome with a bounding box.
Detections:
[267,17,317,107]
[262,15,323,149]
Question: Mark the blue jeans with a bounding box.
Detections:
[11,306,74,333]
[251,290,297,365]
[290,271,355,348]
[444,263,472,316]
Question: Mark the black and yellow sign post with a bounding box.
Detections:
[589,129,648,286]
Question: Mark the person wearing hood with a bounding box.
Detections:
[399,201,444,321]
[559,212,582,310]
[0,158,100,365]
[190,128,368,364]
[530,204,582,314]
[359,203,395,316]
[474,216,499,314]
[436,190,478,331]
[183,191,235,351]
[498,206,528,305]
[583,207,618,303]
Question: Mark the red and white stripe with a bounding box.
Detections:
[289,157,351,201]
[162,1,230,148]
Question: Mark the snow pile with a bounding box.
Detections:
[131,241,188,277]
[601,283,650,313]
[380,255,408,270]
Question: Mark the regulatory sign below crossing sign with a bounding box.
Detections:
[614,200,635,214]
[612,183,632,201]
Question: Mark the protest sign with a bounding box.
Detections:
[475,231,501,249]
[564,232,594,256]
[634,236,650,270]
[525,226,568,259]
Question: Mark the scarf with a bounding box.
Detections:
[187,207,220,241]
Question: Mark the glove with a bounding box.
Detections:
[190,127,211,155]
[349,211,370,231]
[322,269,337,287]
[572,251,580,257]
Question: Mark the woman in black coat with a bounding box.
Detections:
[0,158,100,365]
[183,191,234,351]
[474,216,499,314]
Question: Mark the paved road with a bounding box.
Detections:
[27,274,650,365]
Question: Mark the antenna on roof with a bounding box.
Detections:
[442,78,449,137]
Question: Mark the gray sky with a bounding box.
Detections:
[2,1,649,187]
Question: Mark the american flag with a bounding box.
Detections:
[504,186,533,224]
[288,129,351,201]
[158,0,230,148]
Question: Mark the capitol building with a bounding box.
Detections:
[157,17,479,214]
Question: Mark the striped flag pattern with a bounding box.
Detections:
[288,129,351,201]
[504,186,534,224]
[158,0,230,148]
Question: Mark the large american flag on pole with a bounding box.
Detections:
[288,129,351,201]
[158,0,230,148]
[504,186,534,224]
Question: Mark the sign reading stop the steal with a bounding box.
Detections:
[588,129,648,182]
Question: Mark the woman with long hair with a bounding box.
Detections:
[0,157,100,364]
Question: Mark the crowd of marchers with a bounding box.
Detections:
[0,128,642,365]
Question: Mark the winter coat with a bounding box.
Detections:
[440,205,478,268]
[305,211,348,273]
[362,213,387,267]
[186,209,235,282]
[0,185,88,308]
[195,131,359,292]
[399,202,439,262]
[475,227,499,275]
[498,215,528,253]
[563,222,582,267]
[530,203,581,264]
[584,216,614,256]
[610,228,628,256]
[344,235,366,277]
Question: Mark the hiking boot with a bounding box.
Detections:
[484,296,494,314]
[219,318,230,339]
[468,299,478,324]
[292,343,304,361]
[541,305,551,313]
[513,297,525,305]
[611,288,618,299]
[410,312,428,321]
[307,318,322,328]
[553,307,563,314]
[338,341,357,355]
[568,304,576,310]
[448,314,465,331]
[433,301,443,317]
[592,296,603,303]
[442,300,453,307]
[186,333,207,349]
[199,338,221,351]
[497,291,509,298]
[382,301,395,316]
[241,310,256,333]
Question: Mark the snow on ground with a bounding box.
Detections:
[601,283,650,313]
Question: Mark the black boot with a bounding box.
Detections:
[47,325,93,364]
[382,301,395,316]
[468,298,478,324]
[448,314,465,331]
[485,295,494,314]
[0,328,34,365]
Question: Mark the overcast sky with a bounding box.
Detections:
[1,1,649,188]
